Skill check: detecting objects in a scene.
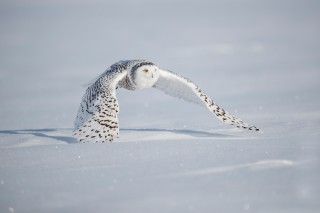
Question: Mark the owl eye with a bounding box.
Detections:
[143,69,149,73]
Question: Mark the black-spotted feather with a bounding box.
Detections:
[73,64,128,143]
[153,69,260,132]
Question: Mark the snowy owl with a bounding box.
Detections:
[73,60,260,143]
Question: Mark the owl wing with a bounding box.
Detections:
[73,70,127,143]
[153,69,260,132]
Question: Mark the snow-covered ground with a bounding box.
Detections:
[1,0,319,212]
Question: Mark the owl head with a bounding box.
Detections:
[129,61,160,89]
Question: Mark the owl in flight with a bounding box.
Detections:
[73,60,260,143]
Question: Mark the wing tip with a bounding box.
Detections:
[246,125,263,134]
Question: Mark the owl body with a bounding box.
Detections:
[73,60,260,143]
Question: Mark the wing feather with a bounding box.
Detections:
[153,69,260,132]
[73,69,127,143]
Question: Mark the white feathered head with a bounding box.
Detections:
[129,61,160,89]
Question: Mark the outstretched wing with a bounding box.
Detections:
[153,69,260,132]
[73,70,127,143]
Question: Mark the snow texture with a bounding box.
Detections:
[0,0,320,213]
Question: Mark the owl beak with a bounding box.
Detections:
[151,74,154,78]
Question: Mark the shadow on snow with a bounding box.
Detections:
[0,128,78,144]
[0,128,236,144]
[121,128,236,139]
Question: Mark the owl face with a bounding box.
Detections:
[130,63,160,89]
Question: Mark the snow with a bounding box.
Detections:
[1,0,320,212]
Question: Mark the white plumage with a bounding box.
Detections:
[73,60,260,143]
